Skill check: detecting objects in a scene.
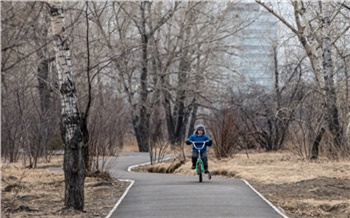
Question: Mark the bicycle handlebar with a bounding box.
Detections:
[190,141,209,150]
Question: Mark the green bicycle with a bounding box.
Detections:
[191,141,211,183]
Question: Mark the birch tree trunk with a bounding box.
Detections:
[340,0,350,148]
[321,2,342,147]
[49,1,85,210]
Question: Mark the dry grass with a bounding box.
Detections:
[209,152,350,183]
[146,150,350,183]
[121,137,140,152]
[1,155,130,218]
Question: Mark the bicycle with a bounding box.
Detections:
[191,141,212,183]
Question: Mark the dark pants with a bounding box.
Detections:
[192,152,208,171]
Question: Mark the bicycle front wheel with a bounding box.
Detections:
[198,162,203,183]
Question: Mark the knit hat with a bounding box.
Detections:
[194,124,206,135]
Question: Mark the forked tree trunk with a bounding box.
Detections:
[49,1,86,210]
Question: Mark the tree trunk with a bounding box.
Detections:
[37,57,55,161]
[310,127,326,159]
[188,100,198,137]
[49,2,86,210]
[83,2,91,172]
[136,1,150,152]
[172,56,190,144]
[37,58,52,114]
[133,123,150,152]
[321,2,343,148]
[163,89,176,144]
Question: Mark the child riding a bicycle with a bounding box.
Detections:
[185,124,213,174]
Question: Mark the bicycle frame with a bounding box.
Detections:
[192,141,206,174]
[191,141,209,182]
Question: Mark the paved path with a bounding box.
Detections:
[107,152,287,218]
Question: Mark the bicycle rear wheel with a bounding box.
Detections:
[198,162,203,183]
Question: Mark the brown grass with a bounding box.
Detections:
[208,152,350,183]
[1,155,130,218]
[121,137,140,152]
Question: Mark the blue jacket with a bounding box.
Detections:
[186,134,212,153]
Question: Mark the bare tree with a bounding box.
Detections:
[256,0,349,150]
[1,2,61,165]
[48,1,86,210]
[122,1,180,152]
[206,107,242,159]
[89,2,181,152]
[155,2,244,146]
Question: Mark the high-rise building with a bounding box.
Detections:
[231,2,278,90]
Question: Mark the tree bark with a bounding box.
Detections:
[310,127,326,159]
[172,55,190,144]
[321,2,343,148]
[187,100,198,137]
[49,1,86,210]
[83,2,91,172]
[135,1,151,152]
[37,58,51,114]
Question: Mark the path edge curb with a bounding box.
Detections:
[105,179,135,218]
[242,179,289,218]
[127,162,151,172]
[105,161,151,218]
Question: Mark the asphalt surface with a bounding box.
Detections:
[107,152,287,218]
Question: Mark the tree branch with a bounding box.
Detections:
[255,0,299,35]
[149,2,181,37]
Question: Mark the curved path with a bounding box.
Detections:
[107,152,288,218]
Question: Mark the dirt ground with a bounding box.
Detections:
[1,151,350,218]
[1,156,130,218]
[251,177,350,218]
